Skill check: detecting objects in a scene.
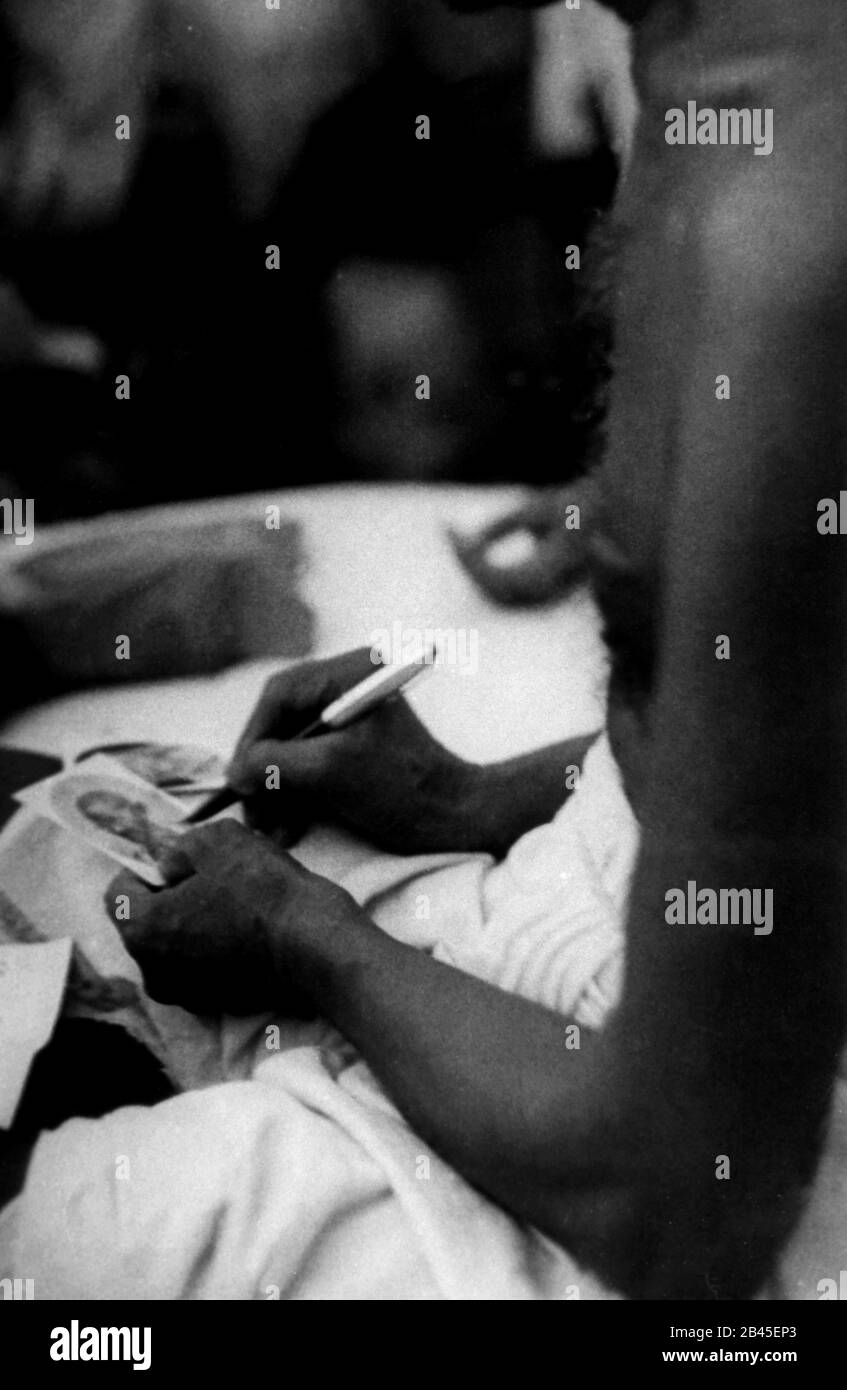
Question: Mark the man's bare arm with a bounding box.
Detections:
[274,32,847,1298]
[133,1,847,1299]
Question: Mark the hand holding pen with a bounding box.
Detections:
[189,643,438,825]
[185,643,482,856]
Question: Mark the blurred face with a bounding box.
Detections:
[77,790,147,841]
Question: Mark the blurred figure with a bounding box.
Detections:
[328,260,496,481]
[0,0,632,516]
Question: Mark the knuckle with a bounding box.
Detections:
[184,819,248,862]
[199,819,248,848]
[264,670,289,699]
[351,645,380,674]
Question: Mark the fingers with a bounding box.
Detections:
[229,732,341,796]
[107,869,216,997]
[108,821,299,902]
[160,819,299,887]
[164,820,251,878]
[233,669,309,759]
[232,648,378,766]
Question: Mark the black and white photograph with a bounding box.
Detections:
[16,763,187,885]
[74,742,227,796]
[0,0,846,1353]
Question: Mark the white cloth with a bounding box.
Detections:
[3,731,840,1300]
[0,734,632,1299]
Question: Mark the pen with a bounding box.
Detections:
[185,642,437,823]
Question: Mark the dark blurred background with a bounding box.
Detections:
[0,0,634,522]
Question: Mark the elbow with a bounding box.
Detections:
[545,1174,810,1301]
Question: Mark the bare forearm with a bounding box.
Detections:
[286,902,623,1247]
[287,823,842,1298]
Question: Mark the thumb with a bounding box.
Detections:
[157,839,196,886]
[103,869,155,941]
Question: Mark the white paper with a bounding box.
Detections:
[0,939,72,1127]
[72,741,226,803]
[15,756,190,886]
